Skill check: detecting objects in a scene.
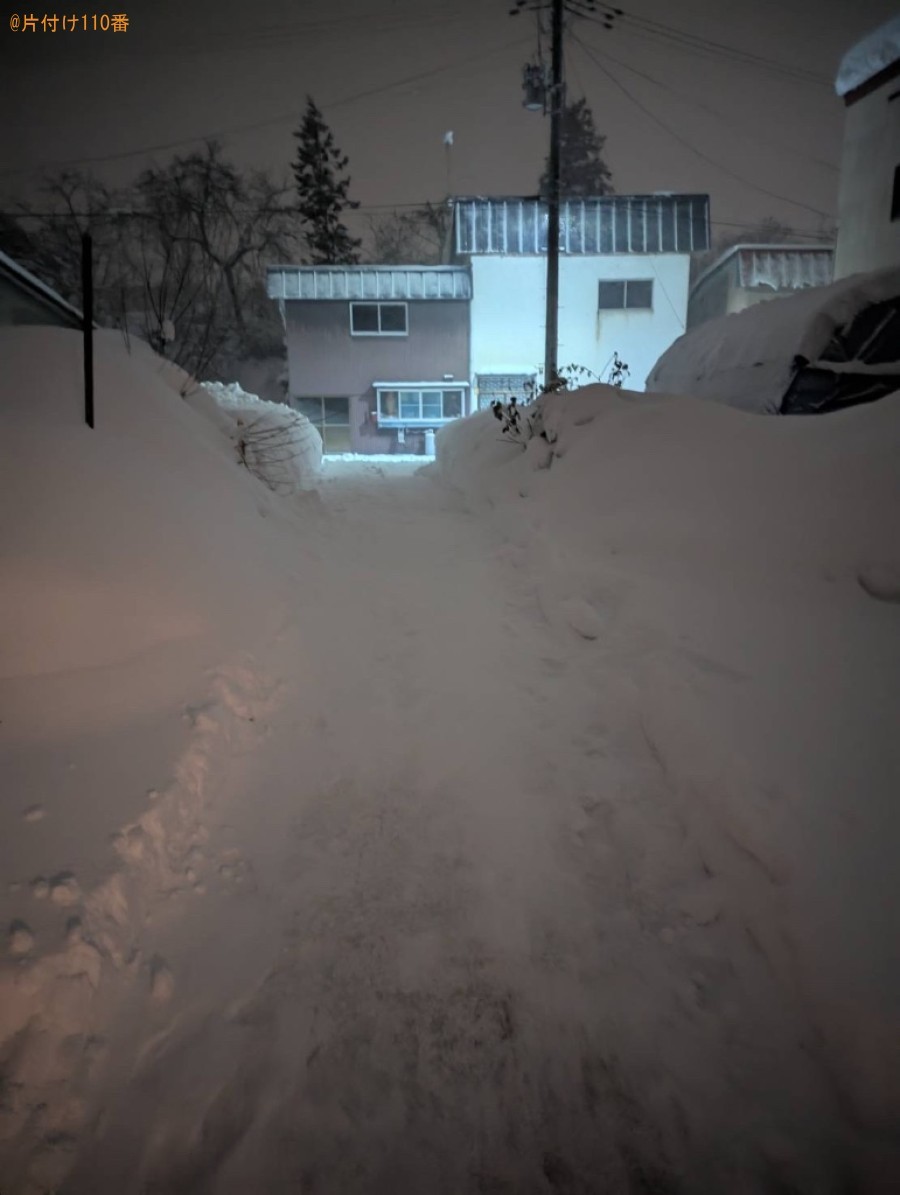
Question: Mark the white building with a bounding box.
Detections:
[453,194,709,404]
[834,16,900,279]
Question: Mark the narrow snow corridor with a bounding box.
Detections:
[56,463,866,1193]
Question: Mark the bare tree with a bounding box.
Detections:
[365,202,453,264]
[2,171,131,323]
[135,141,297,336]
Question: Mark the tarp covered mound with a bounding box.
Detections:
[646,267,900,415]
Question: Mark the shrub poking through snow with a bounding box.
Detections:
[605,352,630,387]
[490,359,622,449]
[190,382,323,494]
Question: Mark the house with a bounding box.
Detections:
[0,250,84,330]
[687,244,834,330]
[270,193,709,455]
[454,193,709,405]
[645,265,900,414]
[833,15,900,279]
[267,264,471,454]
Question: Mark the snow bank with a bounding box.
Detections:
[189,380,322,494]
[646,266,900,411]
[435,386,900,1140]
[0,331,305,680]
[0,328,302,1186]
[836,14,900,96]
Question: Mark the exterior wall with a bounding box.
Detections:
[283,299,469,399]
[686,257,738,329]
[835,77,900,277]
[469,254,690,394]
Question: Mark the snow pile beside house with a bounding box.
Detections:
[646,266,900,411]
[0,327,301,1184]
[190,380,322,494]
[436,385,900,1141]
[835,13,900,95]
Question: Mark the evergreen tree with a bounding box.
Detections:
[292,96,361,264]
[539,98,614,198]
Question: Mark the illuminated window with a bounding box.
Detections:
[350,302,408,336]
[376,388,465,422]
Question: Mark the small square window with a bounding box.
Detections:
[380,304,407,333]
[598,280,625,309]
[350,303,379,333]
[626,280,653,309]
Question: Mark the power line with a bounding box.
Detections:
[0,33,533,179]
[584,3,830,87]
[570,33,834,220]
[576,35,839,174]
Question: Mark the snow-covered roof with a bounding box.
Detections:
[0,248,84,327]
[691,244,834,297]
[647,265,900,412]
[835,15,900,97]
[267,265,471,302]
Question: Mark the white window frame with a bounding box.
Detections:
[375,385,466,426]
[349,301,408,336]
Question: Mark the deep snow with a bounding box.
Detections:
[1,329,899,1193]
[645,265,900,411]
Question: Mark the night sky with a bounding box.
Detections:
[2,0,897,243]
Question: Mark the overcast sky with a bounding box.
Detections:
[2,0,897,244]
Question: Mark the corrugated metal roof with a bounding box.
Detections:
[737,247,834,291]
[691,243,834,297]
[453,195,710,255]
[267,265,471,301]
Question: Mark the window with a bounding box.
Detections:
[350,302,408,336]
[399,392,420,419]
[421,392,443,419]
[293,397,351,453]
[376,388,466,423]
[892,165,900,222]
[598,279,653,310]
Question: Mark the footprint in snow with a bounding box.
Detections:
[561,597,605,640]
[23,804,46,822]
[149,956,175,1003]
[49,873,81,907]
[8,920,35,956]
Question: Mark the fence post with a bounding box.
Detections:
[82,230,94,429]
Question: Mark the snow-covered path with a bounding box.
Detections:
[58,462,863,1193]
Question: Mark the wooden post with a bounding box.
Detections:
[82,230,94,429]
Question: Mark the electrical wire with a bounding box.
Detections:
[576,34,839,173]
[0,33,533,178]
[585,3,830,87]
[570,33,834,220]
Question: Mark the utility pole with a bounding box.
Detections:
[544,0,564,390]
[516,0,619,388]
